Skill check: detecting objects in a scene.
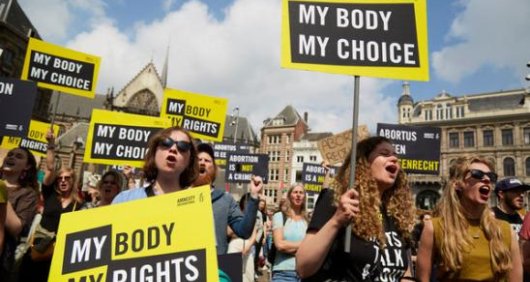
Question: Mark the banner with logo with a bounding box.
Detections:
[161,89,228,142]
[302,163,338,194]
[84,109,170,167]
[21,38,101,98]
[1,120,60,157]
[213,142,251,168]
[0,77,37,137]
[377,123,441,175]
[281,0,429,81]
[225,153,269,184]
[49,185,218,282]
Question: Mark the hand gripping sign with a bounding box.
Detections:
[49,185,218,282]
[21,38,101,98]
[161,89,228,142]
[84,109,171,167]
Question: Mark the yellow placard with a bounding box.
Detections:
[281,0,429,81]
[49,185,219,282]
[161,89,228,142]
[21,38,101,98]
[84,109,170,167]
[0,120,60,157]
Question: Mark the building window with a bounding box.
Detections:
[446,106,452,119]
[524,127,530,145]
[502,129,513,146]
[436,105,443,120]
[269,169,279,181]
[526,157,530,177]
[295,170,302,182]
[268,135,281,144]
[503,157,515,176]
[285,151,290,161]
[297,156,304,163]
[449,132,459,148]
[483,130,494,147]
[463,131,474,147]
[309,155,317,162]
[284,169,289,182]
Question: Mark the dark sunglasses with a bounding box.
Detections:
[159,137,192,152]
[467,169,497,183]
[57,176,72,182]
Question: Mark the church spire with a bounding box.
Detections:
[402,81,411,96]
[161,45,169,88]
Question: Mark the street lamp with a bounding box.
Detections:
[230,107,240,144]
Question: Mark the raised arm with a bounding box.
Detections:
[43,128,57,186]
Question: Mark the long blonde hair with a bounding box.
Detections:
[332,136,416,246]
[436,155,511,278]
[284,183,308,221]
[55,167,83,204]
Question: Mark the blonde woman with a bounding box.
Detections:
[272,183,308,281]
[417,156,522,281]
[296,136,416,281]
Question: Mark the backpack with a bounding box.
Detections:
[267,212,288,266]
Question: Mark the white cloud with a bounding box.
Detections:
[162,0,176,12]
[433,0,530,84]
[19,0,397,134]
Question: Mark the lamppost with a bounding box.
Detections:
[231,106,240,144]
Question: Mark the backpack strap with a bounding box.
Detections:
[145,184,155,197]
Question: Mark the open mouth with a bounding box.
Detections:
[199,166,206,174]
[385,164,398,174]
[478,186,490,196]
[166,155,177,163]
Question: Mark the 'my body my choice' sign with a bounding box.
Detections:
[281,0,429,81]
[84,109,170,167]
[21,38,101,98]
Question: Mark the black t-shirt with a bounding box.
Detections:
[302,189,409,282]
[41,183,81,232]
[492,206,523,236]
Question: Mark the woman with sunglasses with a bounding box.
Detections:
[296,136,416,282]
[19,129,84,282]
[0,147,39,279]
[416,155,522,281]
[112,126,198,203]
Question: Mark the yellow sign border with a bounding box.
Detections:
[161,88,228,142]
[50,185,219,282]
[84,109,170,167]
[21,38,101,98]
[281,0,429,81]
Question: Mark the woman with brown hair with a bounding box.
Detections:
[0,147,39,279]
[416,155,522,281]
[112,126,198,203]
[296,136,416,281]
[19,129,84,282]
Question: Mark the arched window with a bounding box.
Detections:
[416,190,440,211]
[526,157,530,177]
[503,157,515,176]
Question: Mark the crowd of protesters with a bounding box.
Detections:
[1,126,530,282]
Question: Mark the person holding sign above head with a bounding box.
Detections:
[416,156,522,281]
[296,136,416,282]
[191,143,262,255]
[19,129,84,282]
[0,147,39,279]
[112,126,199,203]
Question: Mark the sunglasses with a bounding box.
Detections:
[159,137,192,152]
[57,176,72,182]
[467,169,497,183]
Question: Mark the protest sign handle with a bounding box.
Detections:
[344,76,360,253]
[50,91,61,126]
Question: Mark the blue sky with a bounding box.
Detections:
[18,0,530,134]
